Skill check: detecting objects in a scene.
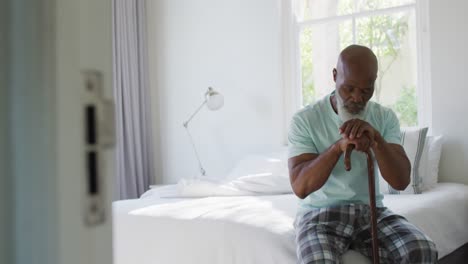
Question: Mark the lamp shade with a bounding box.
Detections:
[205,87,224,110]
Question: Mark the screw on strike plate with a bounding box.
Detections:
[86,79,94,91]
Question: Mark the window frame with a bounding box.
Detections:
[282,0,432,137]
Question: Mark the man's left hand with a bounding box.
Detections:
[339,119,377,145]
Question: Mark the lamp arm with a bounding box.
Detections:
[183,99,207,128]
[182,99,208,176]
[183,126,206,176]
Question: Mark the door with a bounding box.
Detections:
[56,0,114,263]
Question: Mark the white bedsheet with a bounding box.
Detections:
[113,183,468,264]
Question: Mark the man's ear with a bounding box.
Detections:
[333,68,337,82]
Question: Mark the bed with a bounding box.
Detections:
[113,182,468,264]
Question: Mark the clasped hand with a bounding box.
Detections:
[338,119,376,153]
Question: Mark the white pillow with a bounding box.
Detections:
[226,150,289,180]
[419,135,444,191]
[224,148,292,194]
[379,127,428,194]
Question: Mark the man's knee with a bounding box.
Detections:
[396,238,438,264]
[297,247,341,264]
[296,233,345,264]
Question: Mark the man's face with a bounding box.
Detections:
[334,65,376,116]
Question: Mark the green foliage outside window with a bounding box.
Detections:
[392,85,417,126]
[300,27,316,105]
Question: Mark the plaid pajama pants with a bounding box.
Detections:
[294,204,438,264]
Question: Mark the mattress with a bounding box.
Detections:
[113,183,468,264]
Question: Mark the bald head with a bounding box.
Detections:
[332,45,378,117]
[336,45,378,79]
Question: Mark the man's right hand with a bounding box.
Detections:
[337,135,371,153]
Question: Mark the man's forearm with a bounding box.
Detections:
[372,132,411,190]
[290,141,343,199]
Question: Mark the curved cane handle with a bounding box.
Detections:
[344,144,355,171]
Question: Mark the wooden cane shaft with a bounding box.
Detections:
[344,145,379,264]
[366,151,379,264]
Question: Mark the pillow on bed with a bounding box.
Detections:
[419,135,444,191]
[379,127,428,194]
[224,148,292,194]
[226,151,288,180]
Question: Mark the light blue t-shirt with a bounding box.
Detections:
[288,92,401,210]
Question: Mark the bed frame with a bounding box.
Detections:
[439,243,468,264]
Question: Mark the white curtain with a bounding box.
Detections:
[113,0,154,200]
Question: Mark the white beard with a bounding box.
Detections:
[336,92,367,122]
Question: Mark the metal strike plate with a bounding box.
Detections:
[81,69,114,226]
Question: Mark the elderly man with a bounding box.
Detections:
[288,45,437,263]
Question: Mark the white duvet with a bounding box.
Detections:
[113,183,468,264]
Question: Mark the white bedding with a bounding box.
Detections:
[113,183,468,264]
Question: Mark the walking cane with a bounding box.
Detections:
[345,144,379,264]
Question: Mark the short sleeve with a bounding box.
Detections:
[382,109,401,145]
[288,114,318,158]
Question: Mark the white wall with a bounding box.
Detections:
[429,0,468,184]
[147,0,285,183]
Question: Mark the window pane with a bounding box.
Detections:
[356,10,417,126]
[300,20,353,106]
[357,0,415,12]
[295,0,415,22]
[296,0,355,21]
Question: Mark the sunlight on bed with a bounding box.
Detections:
[129,196,295,234]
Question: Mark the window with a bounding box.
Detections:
[294,0,422,127]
